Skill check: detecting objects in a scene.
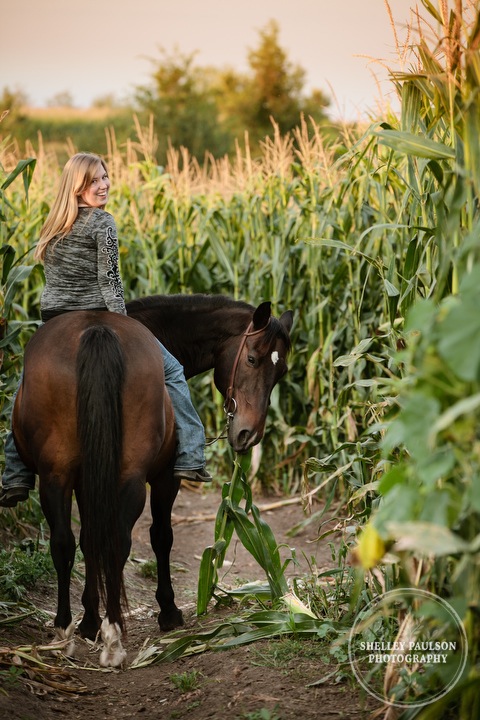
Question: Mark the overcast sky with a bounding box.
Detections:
[2,0,412,120]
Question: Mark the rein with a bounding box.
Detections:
[205,317,271,446]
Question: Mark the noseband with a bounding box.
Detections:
[223,318,271,420]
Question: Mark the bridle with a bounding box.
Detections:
[223,318,271,419]
[205,317,271,445]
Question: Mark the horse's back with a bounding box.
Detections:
[14,311,174,482]
[26,310,162,366]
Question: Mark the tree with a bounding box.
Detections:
[134,22,331,160]
[0,87,29,135]
[135,49,232,160]
[46,91,75,108]
[242,20,330,142]
[247,21,305,131]
[91,93,126,109]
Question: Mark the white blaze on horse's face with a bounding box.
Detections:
[271,351,279,366]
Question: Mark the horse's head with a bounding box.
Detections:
[215,301,293,453]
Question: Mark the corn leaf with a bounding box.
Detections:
[375,130,456,160]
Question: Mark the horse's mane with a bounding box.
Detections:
[126,293,254,315]
[126,293,291,352]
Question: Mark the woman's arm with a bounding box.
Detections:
[96,213,127,314]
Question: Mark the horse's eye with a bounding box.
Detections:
[247,354,256,366]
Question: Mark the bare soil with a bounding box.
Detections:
[0,486,378,719]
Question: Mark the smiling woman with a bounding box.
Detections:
[34,153,125,317]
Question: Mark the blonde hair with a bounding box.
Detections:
[34,152,108,261]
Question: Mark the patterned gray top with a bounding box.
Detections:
[40,207,127,316]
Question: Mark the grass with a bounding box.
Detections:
[135,558,189,580]
[0,539,54,602]
[0,491,45,534]
[250,636,326,670]
[136,558,157,580]
[237,709,281,720]
[25,106,126,121]
[169,669,203,693]
[0,665,23,694]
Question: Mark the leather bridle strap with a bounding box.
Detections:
[223,318,271,418]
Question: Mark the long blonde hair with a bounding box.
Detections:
[34,153,108,261]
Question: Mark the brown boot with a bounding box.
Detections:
[0,485,30,508]
[173,467,212,483]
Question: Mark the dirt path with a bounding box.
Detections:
[0,487,377,719]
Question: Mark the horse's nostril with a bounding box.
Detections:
[233,428,258,453]
[237,429,250,444]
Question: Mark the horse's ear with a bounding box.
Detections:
[280,310,293,334]
[252,301,271,329]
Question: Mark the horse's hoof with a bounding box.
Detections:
[99,619,126,668]
[78,618,101,641]
[158,608,184,631]
[51,621,76,657]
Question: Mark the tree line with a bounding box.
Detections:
[1,21,331,162]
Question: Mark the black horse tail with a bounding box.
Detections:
[76,324,127,630]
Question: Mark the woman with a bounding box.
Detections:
[0,152,211,507]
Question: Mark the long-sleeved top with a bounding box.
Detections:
[40,207,127,319]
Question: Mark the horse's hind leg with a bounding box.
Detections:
[149,469,184,631]
[74,479,142,666]
[99,478,146,667]
[77,526,102,640]
[77,480,145,643]
[73,485,101,640]
[40,479,76,655]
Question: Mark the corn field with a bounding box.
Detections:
[1,1,480,715]
[1,113,392,490]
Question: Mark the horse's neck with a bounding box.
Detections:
[128,298,251,379]
[159,314,217,378]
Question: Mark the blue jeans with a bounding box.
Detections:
[1,342,206,489]
[160,342,206,471]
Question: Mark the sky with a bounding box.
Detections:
[2,0,412,120]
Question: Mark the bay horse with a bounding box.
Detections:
[11,295,293,666]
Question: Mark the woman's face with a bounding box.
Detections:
[78,162,111,208]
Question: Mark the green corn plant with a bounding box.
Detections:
[0,150,40,457]
[0,154,38,321]
[197,452,289,615]
[344,2,480,715]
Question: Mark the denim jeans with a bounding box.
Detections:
[160,341,206,470]
[1,341,206,489]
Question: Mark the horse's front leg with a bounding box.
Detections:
[149,468,184,631]
[39,478,76,656]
